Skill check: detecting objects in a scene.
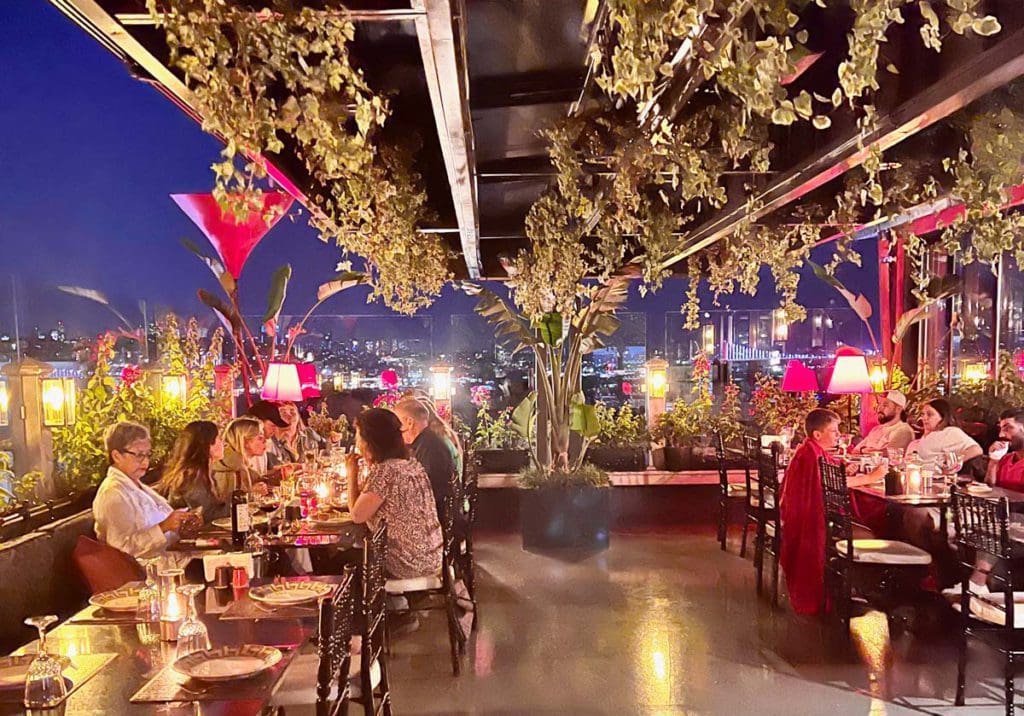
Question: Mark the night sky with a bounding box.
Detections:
[0,1,878,351]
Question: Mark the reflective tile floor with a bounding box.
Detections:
[388,529,1015,715]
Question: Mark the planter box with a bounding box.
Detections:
[520,486,611,552]
[477,449,530,474]
[652,446,745,472]
[585,446,646,472]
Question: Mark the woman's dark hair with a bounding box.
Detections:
[354,408,408,464]
[155,420,220,496]
[925,398,956,429]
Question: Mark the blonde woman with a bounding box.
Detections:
[211,417,270,496]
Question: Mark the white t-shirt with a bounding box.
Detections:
[906,427,980,468]
[857,420,915,453]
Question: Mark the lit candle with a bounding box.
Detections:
[906,465,922,495]
[316,481,329,500]
[160,588,182,641]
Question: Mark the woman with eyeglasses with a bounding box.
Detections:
[93,421,194,558]
[155,421,227,524]
[211,417,271,495]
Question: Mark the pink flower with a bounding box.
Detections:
[120,364,142,388]
[470,385,492,408]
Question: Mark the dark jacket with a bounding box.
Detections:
[411,428,456,521]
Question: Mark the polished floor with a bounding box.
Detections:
[387,529,1015,715]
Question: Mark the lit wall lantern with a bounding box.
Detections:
[701,324,715,355]
[0,379,8,427]
[161,374,187,405]
[771,309,789,343]
[960,360,990,383]
[332,373,345,391]
[261,362,304,402]
[41,377,77,427]
[430,364,453,402]
[868,363,889,393]
[645,357,669,432]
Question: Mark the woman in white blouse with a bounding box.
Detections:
[93,421,193,558]
[906,398,983,468]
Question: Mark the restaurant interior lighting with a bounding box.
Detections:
[868,364,889,393]
[261,362,304,402]
[701,324,715,354]
[780,360,818,393]
[332,373,345,391]
[960,361,990,383]
[42,377,77,427]
[0,379,8,427]
[772,309,789,343]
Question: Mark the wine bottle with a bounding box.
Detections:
[231,489,251,546]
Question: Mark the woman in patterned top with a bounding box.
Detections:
[347,408,443,579]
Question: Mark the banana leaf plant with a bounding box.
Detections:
[891,273,962,387]
[462,271,632,477]
[808,260,879,353]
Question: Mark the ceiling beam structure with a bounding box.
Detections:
[411,0,481,278]
[470,69,585,110]
[661,25,1024,270]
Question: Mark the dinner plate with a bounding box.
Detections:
[967,484,994,495]
[173,645,281,682]
[211,515,269,530]
[88,585,142,613]
[248,581,333,606]
[0,655,34,690]
[310,509,350,526]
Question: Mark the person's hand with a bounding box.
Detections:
[159,510,192,534]
[251,482,269,496]
[845,462,859,476]
[990,440,1009,458]
[345,453,361,477]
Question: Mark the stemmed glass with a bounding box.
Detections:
[837,433,852,458]
[23,615,67,708]
[175,585,211,660]
[939,450,964,487]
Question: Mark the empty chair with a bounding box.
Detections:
[755,444,783,607]
[716,432,746,552]
[951,491,1024,715]
[819,458,931,636]
[71,535,143,594]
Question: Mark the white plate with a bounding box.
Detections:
[967,484,994,495]
[211,515,268,530]
[89,586,141,613]
[173,645,281,682]
[310,510,350,526]
[0,655,34,690]
[248,581,333,606]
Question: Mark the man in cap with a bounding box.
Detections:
[851,390,914,455]
[246,399,290,472]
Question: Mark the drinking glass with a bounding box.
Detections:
[135,557,162,624]
[837,433,852,457]
[23,615,67,709]
[887,447,905,468]
[175,585,210,660]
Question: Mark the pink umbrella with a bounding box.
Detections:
[172,191,294,278]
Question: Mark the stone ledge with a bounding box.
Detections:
[479,469,747,489]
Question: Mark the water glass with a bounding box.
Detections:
[135,558,162,624]
[887,447,905,468]
[23,615,67,709]
[175,585,211,660]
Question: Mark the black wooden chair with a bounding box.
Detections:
[358,523,393,716]
[819,458,931,636]
[738,435,763,559]
[314,565,357,716]
[458,452,480,631]
[715,432,746,551]
[951,491,1024,715]
[755,444,783,608]
[385,493,466,675]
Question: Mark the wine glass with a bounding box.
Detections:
[175,585,211,659]
[135,557,162,625]
[837,433,852,457]
[887,447,905,469]
[23,615,67,708]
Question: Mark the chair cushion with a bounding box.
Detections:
[726,484,747,497]
[764,521,777,538]
[835,539,932,566]
[385,574,442,594]
[749,494,776,509]
[71,535,143,594]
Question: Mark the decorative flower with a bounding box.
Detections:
[470,385,492,408]
[120,365,142,388]
[380,369,399,390]
[373,390,402,409]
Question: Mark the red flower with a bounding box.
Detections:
[120,364,142,387]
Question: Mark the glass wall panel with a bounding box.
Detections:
[950,259,997,385]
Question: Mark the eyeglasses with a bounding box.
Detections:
[122,450,152,461]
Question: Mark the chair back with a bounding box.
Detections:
[316,565,357,714]
[758,444,782,512]
[742,435,759,497]
[360,522,390,711]
[819,458,854,556]
[951,491,1012,560]
[463,454,480,535]
[71,535,143,594]
[714,432,728,493]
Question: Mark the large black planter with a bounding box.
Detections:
[520,486,611,552]
[585,446,646,472]
[477,449,530,474]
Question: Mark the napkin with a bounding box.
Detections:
[202,552,255,582]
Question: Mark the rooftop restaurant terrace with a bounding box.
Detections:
[5,0,1024,713]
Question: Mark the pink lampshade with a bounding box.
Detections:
[296,362,321,399]
[780,360,818,392]
[261,362,303,402]
[826,350,872,395]
[172,191,294,279]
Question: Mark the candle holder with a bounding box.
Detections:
[159,585,184,642]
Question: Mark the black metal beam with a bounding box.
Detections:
[471,69,585,110]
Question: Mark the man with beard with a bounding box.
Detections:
[851,390,914,455]
[985,408,1024,490]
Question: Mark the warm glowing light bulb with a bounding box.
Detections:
[43,383,64,412]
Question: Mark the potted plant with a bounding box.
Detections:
[586,403,648,471]
[749,372,819,441]
[470,386,530,474]
[466,272,630,552]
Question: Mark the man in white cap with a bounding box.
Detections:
[851,390,915,454]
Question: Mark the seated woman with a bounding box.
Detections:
[274,401,325,464]
[905,398,982,469]
[211,417,270,495]
[155,421,227,524]
[346,408,443,579]
[780,408,878,615]
[93,421,193,559]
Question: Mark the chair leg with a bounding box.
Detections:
[956,596,968,706]
[718,496,728,551]
[770,538,781,609]
[445,591,463,676]
[754,524,765,597]
[740,516,749,559]
[1007,653,1015,716]
[378,646,393,716]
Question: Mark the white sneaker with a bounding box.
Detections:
[943,582,989,599]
